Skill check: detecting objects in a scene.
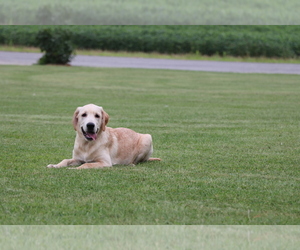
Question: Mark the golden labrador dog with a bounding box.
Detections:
[47,104,160,169]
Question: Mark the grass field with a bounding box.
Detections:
[0,65,300,225]
[1,226,300,249]
[0,0,299,24]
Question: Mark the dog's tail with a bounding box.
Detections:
[148,158,161,161]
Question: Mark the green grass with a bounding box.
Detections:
[0,0,300,24]
[0,65,300,225]
[1,226,300,249]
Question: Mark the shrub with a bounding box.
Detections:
[36,28,75,65]
[1,26,300,59]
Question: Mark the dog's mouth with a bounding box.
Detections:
[81,127,98,141]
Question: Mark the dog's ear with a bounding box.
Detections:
[72,107,81,131]
[101,109,109,132]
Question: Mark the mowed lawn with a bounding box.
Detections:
[0,65,299,225]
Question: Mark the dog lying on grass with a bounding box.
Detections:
[47,104,160,169]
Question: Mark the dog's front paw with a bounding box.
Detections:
[47,164,58,168]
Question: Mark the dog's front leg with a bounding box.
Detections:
[69,161,112,169]
[47,159,81,168]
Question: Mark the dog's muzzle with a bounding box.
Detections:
[81,123,98,141]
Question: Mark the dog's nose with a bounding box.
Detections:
[86,122,95,131]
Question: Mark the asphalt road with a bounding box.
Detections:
[0,51,299,74]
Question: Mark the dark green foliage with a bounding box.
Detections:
[1,26,300,59]
[36,28,75,65]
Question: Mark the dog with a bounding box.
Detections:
[47,104,160,169]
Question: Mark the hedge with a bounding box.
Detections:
[0,26,300,58]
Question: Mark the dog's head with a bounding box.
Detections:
[72,104,109,141]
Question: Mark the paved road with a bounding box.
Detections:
[0,51,299,74]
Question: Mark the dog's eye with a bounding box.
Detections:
[95,114,100,118]
[82,113,87,117]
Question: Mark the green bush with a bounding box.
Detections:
[1,26,300,59]
[69,26,300,58]
[36,28,75,65]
